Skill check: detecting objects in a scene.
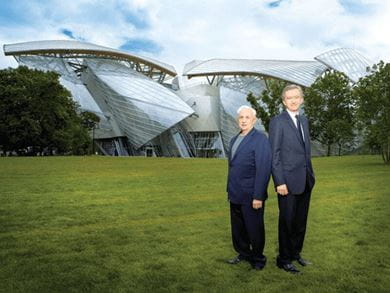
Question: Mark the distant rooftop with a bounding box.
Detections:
[183,48,373,87]
[3,40,177,78]
[184,59,327,87]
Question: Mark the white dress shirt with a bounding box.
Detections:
[286,109,304,140]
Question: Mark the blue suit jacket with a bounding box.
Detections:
[227,128,272,205]
[269,111,315,195]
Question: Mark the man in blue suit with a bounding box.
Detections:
[269,84,315,274]
[226,105,272,270]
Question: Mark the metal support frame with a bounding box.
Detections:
[12,51,171,84]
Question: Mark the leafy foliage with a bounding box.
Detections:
[246,79,285,132]
[0,66,91,155]
[304,71,355,156]
[80,111,100,130]
[354,61,390,163]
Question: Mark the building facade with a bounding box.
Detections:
[3,40,373,157]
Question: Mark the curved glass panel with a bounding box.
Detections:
[4,40,176,76]
[85,59,194,148]
[315,48,373,82]
[18,55,103,114]
[184,59,327,87]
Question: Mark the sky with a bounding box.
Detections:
[0,0,389,74]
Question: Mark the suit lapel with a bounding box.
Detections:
[282,111,305,148]
[231,128,255,161]
[229,134,239,162]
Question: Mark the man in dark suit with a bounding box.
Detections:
[269,84,315,274]
[226,105,272,270]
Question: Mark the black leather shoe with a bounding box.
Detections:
[251,262,265,270]
[277,263,301,274]
[251,256,266,270]
[296,257,312,266]
[227,256,244,264]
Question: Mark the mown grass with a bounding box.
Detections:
[0,155,389,292]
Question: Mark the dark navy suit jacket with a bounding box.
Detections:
[227,128,272,205]
[269,111,315,195]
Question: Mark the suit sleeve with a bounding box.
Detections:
[226,137,234,193]
[253,134,272,201]
[269,117,285,187]
[303,117,315,177]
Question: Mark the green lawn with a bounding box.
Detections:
[0,155,389,292]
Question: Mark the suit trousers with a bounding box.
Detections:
[277,178,311,264]
[230,202,266,265]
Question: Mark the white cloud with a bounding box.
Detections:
[0,0,389,73]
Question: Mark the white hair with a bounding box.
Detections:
[237,105,256,116]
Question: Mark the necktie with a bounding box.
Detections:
[295,115,305,144]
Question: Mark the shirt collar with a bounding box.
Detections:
[286,109,299,121]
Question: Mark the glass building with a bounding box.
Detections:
[3,40,373,157]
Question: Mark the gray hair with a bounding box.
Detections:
[237,105,256,116]
[282,84,304,100]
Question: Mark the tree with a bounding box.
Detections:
[304,71,355,156]
[80,111,101,154]
[354,61,390,164]
[80,111,100,131]
[247,79,285,132]
[0,66,91,155]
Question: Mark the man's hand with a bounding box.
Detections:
[276,184,289,196]
[252,199,263,209]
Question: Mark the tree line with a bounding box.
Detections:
[247,61,390,164]
[0,66,99,156]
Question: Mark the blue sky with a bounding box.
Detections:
[0,0,388,72]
